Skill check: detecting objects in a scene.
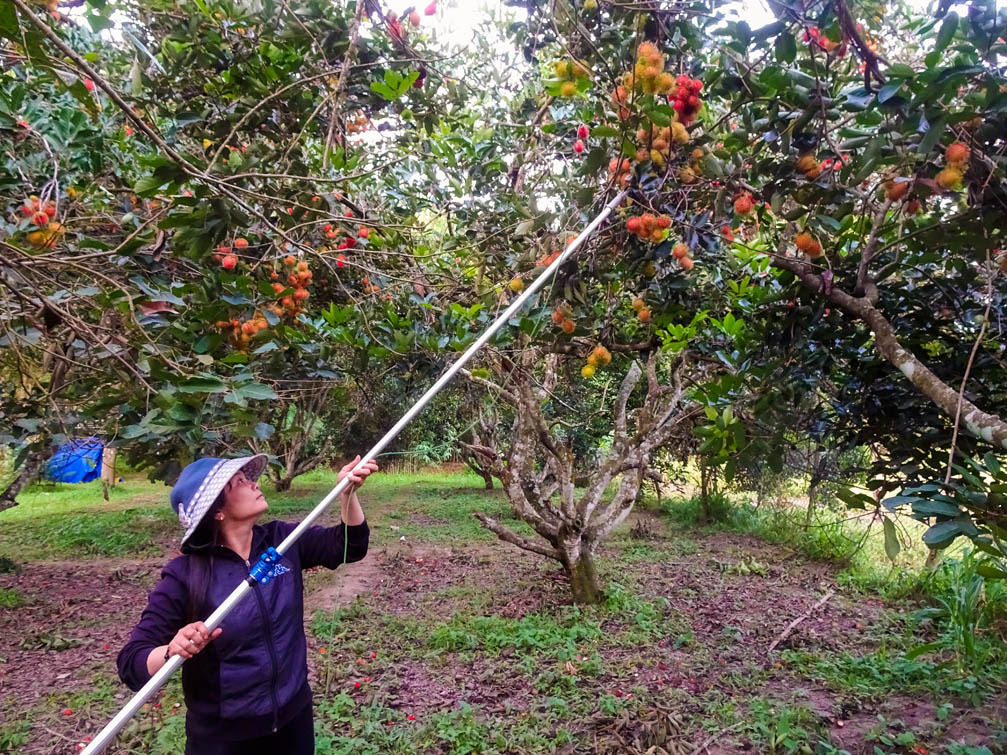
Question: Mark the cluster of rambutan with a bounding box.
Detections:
[733,192,754,216]
[631,296,652,322]
[803,27,845,55]
[345,110,371,135]
[795,154,823,180]
[626,42,676,95]
[554,59,591,98]
[936,141,970,191]
[626,213,671,243]
[609,157,633,188]
[795,232,823,258]
[216,314,269,349]
[669,74,704,126]
[581,344,612,378]
[610,43,703,127]
[551,304,576,334]
[672,242,694,272]
[635,122,690,166]
[19,195,63,248]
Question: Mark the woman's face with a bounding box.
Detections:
[220,470,268,523]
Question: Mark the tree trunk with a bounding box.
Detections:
[274,475,293,492]
[564,549,602,605]
[924,547,943,571]
[101,447,117,486]
[700,462,712,523]
[0,448,51,513]
[805,448,823,531]
[462,453,494,489]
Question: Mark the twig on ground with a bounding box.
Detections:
[688,721,745,754]
[767,588,837,654]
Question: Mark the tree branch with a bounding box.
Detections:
[772,255,1007,450]
[473,512,561,561]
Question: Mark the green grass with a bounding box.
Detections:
[428,610,603,657]
[312,694,566,755]
[651,491,952,599]
[781,648,996,706]
[0,467,506,560]
[0,588,23,608]
[0,477,173,559]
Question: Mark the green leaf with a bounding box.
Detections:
[916,115,946,155]
[177,376,228,393]
[909,499,963,517]
[384,68,402,88]
[877,82,902,103]
[886,63,916,79]
[774,31,796,64]
[647,107,671,126]
[935,12,958,52]
[119,423,149,439]
[922,518,968,547]
[905,641,942,660]
[701,154,724,178]
[0,0,18,41]
[591,126,619,138]
[370,81,397,100]
[233,381,278,401]
[882,517,901,562]
[836,487,876,510]
[134,175,170,196]
[514,219,535,236]
[976,561,1007,580]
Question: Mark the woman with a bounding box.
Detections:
[118,453,378,755]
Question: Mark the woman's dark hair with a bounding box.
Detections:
[184,492,225,623]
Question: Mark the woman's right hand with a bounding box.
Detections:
[168,621,222,660]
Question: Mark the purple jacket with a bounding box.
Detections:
[117,519,369,740]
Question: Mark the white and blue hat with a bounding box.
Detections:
[170,455,269,544]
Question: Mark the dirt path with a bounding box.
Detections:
[304,547,388,614]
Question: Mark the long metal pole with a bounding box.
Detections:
[82,189,627,754]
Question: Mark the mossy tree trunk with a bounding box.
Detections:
[563,549,602,605]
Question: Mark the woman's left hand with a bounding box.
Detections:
[338,455,379,495]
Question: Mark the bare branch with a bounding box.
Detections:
[473,512,561,561]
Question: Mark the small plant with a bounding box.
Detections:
[911,550,1002,672]
[866,715,919,749]
[19,631,81,651]
[0,588,23,608]
[421,703,497,753]
[745,699,823,754]
[0,720,30,754]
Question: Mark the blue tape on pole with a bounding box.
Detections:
[248,547,281,585]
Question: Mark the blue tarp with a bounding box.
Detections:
[45,438,103,483]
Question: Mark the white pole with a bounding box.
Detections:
[82,189,627,754]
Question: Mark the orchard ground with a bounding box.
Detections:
[1,467,1004,755]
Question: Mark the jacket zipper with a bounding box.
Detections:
[250,559,281,733]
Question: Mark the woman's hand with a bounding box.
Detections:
[168,621,222,660]
[337,455,379,498]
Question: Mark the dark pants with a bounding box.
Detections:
[185,704,314,755]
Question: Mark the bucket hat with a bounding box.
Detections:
[170,455,269,544]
